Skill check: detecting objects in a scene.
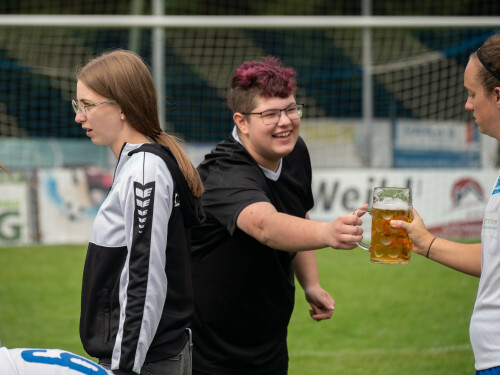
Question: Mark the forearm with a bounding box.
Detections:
[293,250,320,289]
[390,209,481,277]
[425,239,481,277]
[292,250,335,320]
[260,212,330,251]
[236,202,362,251]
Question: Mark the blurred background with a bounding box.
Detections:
[0,0,499,245]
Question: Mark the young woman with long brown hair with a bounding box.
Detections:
[75,49,204,375]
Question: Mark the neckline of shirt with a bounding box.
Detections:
[231,126,281,181]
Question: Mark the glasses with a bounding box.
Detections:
[242,104,304,125]
[72,99,114,116]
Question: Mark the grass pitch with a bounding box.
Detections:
[0,245,478,374]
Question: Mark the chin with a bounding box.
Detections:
[475,125,487,136]
[90,138,105,146]
[276,147,294,159]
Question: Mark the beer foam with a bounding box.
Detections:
[372,197,410,210]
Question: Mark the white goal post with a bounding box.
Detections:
[0,15,499,28]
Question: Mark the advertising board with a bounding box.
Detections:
[309,169,497,239]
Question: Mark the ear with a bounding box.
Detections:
[495,88,500,105]
[233,112,249,135]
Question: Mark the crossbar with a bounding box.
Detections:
[0,15,499,29]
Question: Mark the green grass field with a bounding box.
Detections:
[0,245,478,374]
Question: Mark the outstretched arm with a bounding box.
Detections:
[390,209,481,277]
[236,201,363,251]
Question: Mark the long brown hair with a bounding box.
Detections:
[76,49,203,197]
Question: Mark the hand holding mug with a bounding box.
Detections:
[389,208,434,257]
[354,187,413,265]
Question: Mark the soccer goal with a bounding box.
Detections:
[0,1,499,243]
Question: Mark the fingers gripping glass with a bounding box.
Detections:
[72,99,114,116]
[242,104,304,125]
[353,187,413,265]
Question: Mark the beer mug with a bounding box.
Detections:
[354,187,413,264]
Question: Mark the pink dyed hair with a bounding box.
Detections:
[227,56,297,113]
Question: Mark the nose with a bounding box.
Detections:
[278,109,293,125]
[74,110,86,124]
[464,97,473,112]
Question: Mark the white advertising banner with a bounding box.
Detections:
[309,169,499,239]
[37,167,112,244]
[33,167,499,243]
[0,180,30,246]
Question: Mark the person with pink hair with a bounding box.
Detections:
[190,57,363,375]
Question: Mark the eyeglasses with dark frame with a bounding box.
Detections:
[242,104,304,125]
[72,99,115,116]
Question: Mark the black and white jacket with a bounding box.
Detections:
[80,142,204,374]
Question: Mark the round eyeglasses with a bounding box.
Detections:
[72,99,114,116]
[242,104,304,125]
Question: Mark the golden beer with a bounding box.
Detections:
[370,202,412,264]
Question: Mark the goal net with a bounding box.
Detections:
[0,0,499,243]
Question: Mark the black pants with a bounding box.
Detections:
[100,329,193,375]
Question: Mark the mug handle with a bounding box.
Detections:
[353,206,371,251]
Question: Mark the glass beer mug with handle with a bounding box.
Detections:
[354,187,413,264]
